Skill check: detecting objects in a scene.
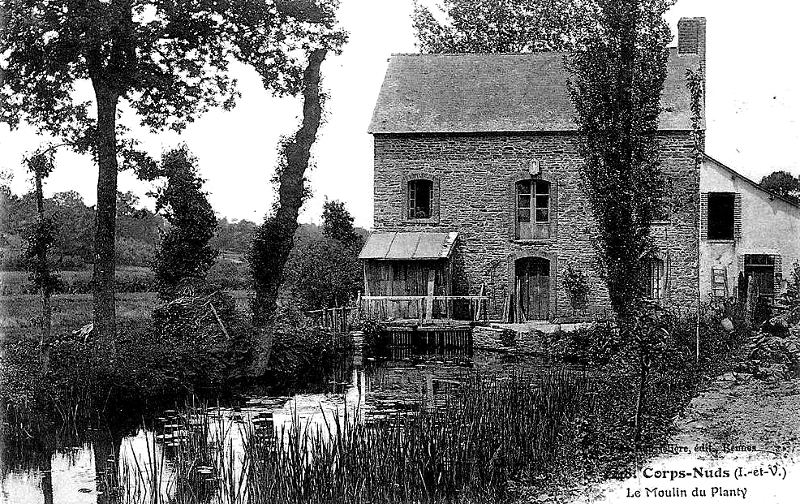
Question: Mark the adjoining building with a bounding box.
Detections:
[700,154,800,304]
[360,18,708,323]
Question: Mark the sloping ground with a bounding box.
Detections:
[565,374,800,503]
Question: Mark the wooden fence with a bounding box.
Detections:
[361,295,489,323]
[306,306,356,333]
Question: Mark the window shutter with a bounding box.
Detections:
[700,192,708,240]
[774,254,783,296]
[734,193,742,241]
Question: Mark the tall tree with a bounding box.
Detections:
[760,170,800,205]
[1,1,339,341]
[413,0,589,53]
[567,0,672,320]
[250,49,328,325]
[322,199,362,249]
[23,149,59,370]
[568,0,674,448]
[148,147,217,300]
[248,1,346,326]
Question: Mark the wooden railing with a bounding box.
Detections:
[361,295,489,323]
[306,306,356,333]
[307,290,490,332]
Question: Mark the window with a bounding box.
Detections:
[645,258,665,302]
[516,179,550,239]
[707,192,735,240]
[407,179,433,219]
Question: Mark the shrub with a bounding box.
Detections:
[544,323,620,366]
[562,262,589,316]
[151,290,256,390]
[1,320,181,433]
[258,304,353,392]
[151,147,218,300]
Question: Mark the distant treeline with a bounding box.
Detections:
[1,186,258,270]
[1,186,368,308]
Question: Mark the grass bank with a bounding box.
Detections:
[0,289,348,435]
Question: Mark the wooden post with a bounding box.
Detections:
[425,269,436,322]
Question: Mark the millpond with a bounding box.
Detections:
[1,345,579,504]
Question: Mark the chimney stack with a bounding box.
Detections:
[678,17,706,64]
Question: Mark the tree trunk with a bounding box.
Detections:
[92,84,120,342]
[34,170,51,371]
[251,48,327,326]
[92,428,122,504]
[40,446,54,504]
[633,351,648,449]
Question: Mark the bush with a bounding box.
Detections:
[539,300,749,478]
[151,290,256,390]
[258,304,353,392]
[0,320,182,433]
[544,323,620,366]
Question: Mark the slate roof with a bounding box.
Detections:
[368,49,702,134]
[359,232,458,260]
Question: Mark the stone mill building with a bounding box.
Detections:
[359,18,707,323]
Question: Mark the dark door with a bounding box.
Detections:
[515,257,550,321]
[744,254,775,301]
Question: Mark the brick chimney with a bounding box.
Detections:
[678,17,706,64]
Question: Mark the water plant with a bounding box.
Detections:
[109,370,592,504]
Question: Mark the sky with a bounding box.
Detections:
[2,0,800,229]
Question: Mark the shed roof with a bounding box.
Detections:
[359,232,458,260]
[368,49,702,134]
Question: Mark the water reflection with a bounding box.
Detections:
[1,348,563,503]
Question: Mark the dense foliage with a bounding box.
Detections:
[151,291,256,389]
[413,0,589,53]
[146,147,218,300]
[321,199,362,248]
[567,0,673,319]
[1,188,158,269]
[561,262,589,316]
[760,170,800,205]
[281,200,364,310]
[1,0,347,339]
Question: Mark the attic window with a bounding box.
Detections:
[407,179,433,219]
[707,192,735,240]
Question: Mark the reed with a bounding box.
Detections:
[113,370,591,504]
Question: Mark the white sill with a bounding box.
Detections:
[512,238,553,244]
[706,239,736,244]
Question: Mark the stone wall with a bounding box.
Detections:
[373,132,700,321]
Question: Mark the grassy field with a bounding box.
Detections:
[0,290,253,339]
[0,267,156,296]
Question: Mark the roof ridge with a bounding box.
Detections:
[703,153,800,210]
[390,47,679,57]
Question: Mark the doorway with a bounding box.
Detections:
[515,257,550,321]
[744,254,775,301]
